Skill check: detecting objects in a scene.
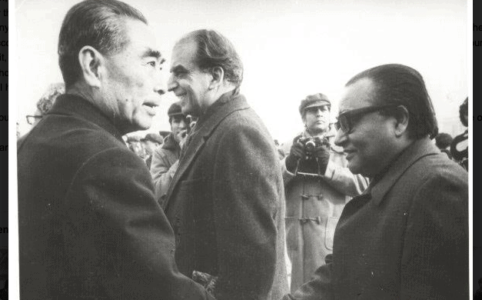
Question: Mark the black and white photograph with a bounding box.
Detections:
[13,0,470,299]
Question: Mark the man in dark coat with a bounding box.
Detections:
[17,1,214,299]
[164,29,289,300]
[284,64,468,300]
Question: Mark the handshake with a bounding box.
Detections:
[286,135,331,176]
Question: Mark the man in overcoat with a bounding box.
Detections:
[284,64,468,299]
[164,29,289,300]
[17,1,214,299]
[282,93,368,293]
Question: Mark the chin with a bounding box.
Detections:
[135,119,153,131]
[347,162,362,175]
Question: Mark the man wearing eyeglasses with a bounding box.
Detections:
[282,93,368,293]
[284,64,468,300]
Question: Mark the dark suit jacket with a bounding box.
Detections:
[287,138,468,300]
[164,93,289,300]
[18,94,213,300]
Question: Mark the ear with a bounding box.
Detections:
[393,105,409,137]
[208,66,225,90]
[78,46,105,88]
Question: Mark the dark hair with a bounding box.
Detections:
[58,0,147,88]
[346,64,438,139]
[178,29,243,94]
[435,133,453,149]
[459,97,468,127]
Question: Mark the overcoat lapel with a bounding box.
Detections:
[163,95,250,210]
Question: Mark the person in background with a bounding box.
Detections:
[150,102,188,203]
[18,83,65,142]
[125,135,146,159]
[281,93,368,293]
[451,97,468,170]
[26,83,65,127]
[141,132,163,169]
[164,29,288,300]
[17,0,214,298]
[284,64,468,300]
[435,132,453,159]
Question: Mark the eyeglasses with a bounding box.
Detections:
[26,115,43,125]
[335,104,399,133]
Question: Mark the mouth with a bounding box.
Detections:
[143,102,159,114]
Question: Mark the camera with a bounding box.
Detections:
[295,136,330,177]
[299,136,329,157]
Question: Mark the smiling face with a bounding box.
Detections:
[334,78,399,177]
[101,19,166,134]
[303,105,331,135]
[167,40,213,117]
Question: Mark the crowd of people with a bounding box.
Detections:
[17,0,469,299]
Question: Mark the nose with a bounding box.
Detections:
[334,128,347,147]
[179,119,188,129]
[154,70,167,96]
[167,74,178,93]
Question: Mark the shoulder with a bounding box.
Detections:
[400,153,467,206]
[211,108,273,144]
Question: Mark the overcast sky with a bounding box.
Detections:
[14,0,468,141]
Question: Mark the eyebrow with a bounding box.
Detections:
[141,48,163,61]
[170,65,188,74]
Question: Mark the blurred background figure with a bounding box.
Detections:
[450,97,468,170]
[435,133,453,159]
[274,139,285,160]
[125,135,146,159]
[150,103,187,204]
[141,133,164,169]
[26,83,65,128]
[19,83,65,143]
[16,122,21,140]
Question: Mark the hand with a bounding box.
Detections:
[290,137,306,159]
[177,130,189,149]
[313,143,330,174]
[285,136,306,173]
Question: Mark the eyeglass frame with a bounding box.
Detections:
[26,115,43,125]
[335,104,401,134]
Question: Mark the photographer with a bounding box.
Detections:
[282,93,368,293]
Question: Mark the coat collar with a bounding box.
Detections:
[162,133,180,152]
[163,93,250,210]
[366,138,440,206]
[48,94,125,144]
